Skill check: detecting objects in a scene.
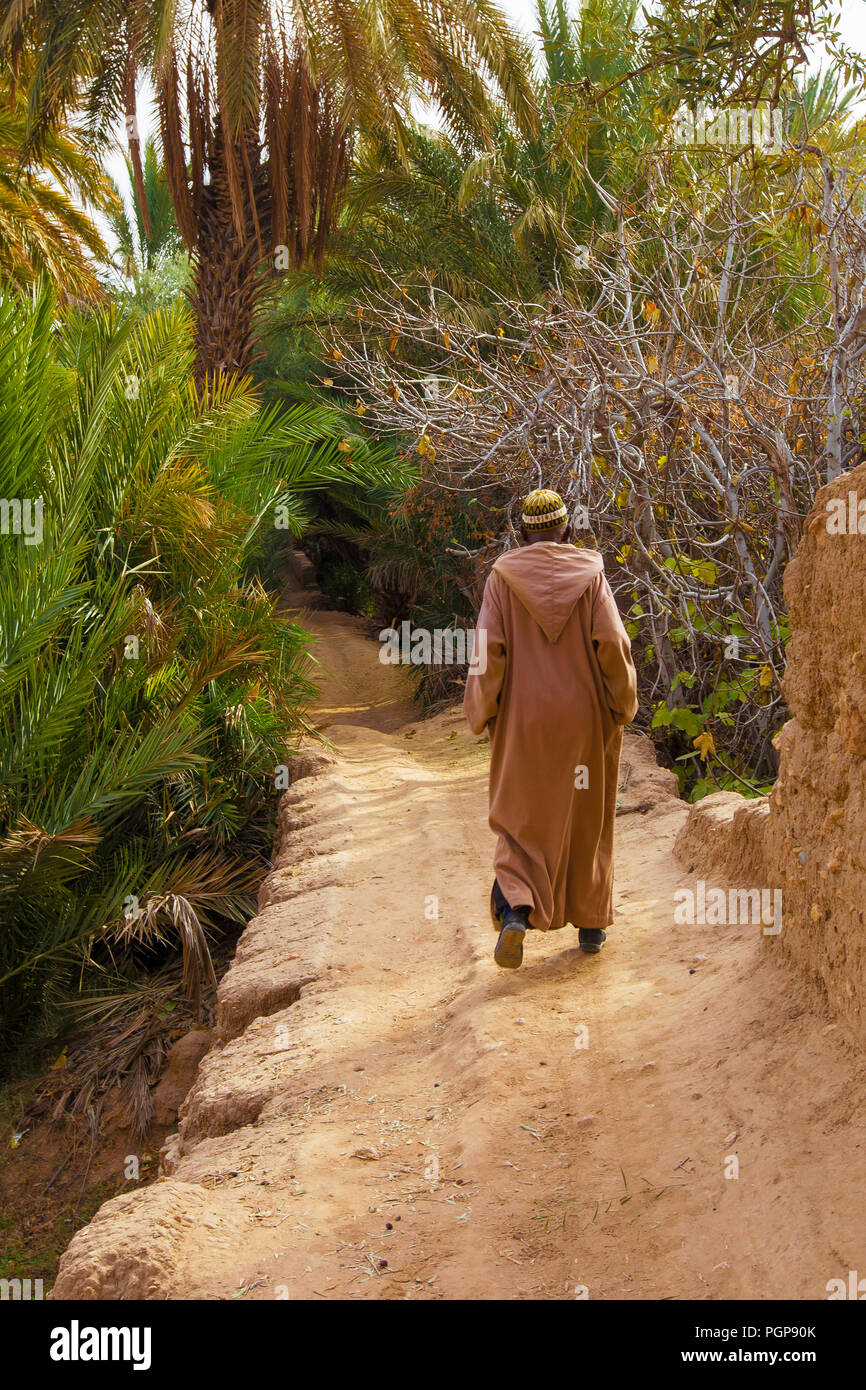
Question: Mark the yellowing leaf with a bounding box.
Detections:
[693,730,716,761]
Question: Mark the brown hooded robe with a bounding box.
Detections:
[464,543,638,932]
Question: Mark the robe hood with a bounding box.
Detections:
[492,543,604,643]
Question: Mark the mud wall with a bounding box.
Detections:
[675,459,866,1040]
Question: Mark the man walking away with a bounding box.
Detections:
[464,489,638,969]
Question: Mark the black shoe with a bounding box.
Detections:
[578,928,607,953]
[495,907,530,969]
[491,879,509,928]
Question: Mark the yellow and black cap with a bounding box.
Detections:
[521,488,569,531]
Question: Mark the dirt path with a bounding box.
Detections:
[54,589,866,1300]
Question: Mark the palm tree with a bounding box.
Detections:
[0,59,116,296]
[108,134,183,283]
[4,0,536,381]
[327,123,543,310]
[457,0,653,280]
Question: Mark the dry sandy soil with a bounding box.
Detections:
[53,583,866,1301]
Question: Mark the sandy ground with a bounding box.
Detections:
[53,586,866,1300]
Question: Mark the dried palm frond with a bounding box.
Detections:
[31,950,231,1142]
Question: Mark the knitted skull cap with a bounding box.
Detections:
[522,488,569,531]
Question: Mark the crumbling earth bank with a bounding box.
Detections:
[676,460,866,1041]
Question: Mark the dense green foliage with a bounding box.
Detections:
[0,287,402,1058]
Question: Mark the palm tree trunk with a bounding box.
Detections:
[191,147,265,383]
[123,55,152,246]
